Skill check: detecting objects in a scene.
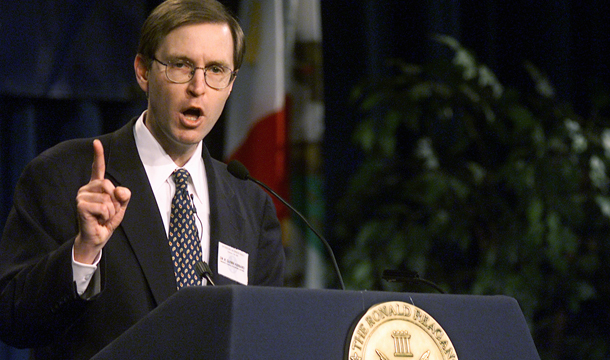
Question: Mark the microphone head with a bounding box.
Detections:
[201,261,213,275]
[227,160,250,180]
[195,261,216,286]
[195,261,207,278]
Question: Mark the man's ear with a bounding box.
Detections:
[227,71,238,96]
[134,54,149,94]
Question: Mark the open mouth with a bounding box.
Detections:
[182,107,203,122]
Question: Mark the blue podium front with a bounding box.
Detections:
[92,286,540,359]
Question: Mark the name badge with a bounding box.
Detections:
[218,242,249,285]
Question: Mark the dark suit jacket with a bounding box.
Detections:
[0,119,285,359]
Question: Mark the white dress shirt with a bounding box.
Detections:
[73,112,210,294]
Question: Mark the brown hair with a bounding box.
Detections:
[138,0,245,70]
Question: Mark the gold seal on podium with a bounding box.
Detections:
[346,301,458,360]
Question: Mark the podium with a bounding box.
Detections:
[92,286,540,359]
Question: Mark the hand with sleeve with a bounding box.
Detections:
[74,139,131,264]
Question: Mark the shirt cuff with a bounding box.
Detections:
[72,246,102,296]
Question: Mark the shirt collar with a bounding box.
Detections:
[134,111,205,195]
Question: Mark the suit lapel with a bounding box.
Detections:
[203,147,245,284]
[103,120,177,305]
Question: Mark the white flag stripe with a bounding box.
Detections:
[225,0,285,159]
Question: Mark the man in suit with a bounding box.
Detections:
[0,0,285,358]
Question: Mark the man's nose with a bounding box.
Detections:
[187,68,207,96]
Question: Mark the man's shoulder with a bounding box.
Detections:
[207,158,272,208]
[21,125,129,188]
[206,157,245,188]
[40,136,97,157]
[33,122,132,168]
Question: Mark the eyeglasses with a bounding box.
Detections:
[153,57,237,90]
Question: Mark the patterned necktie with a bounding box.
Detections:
[168,168,202,289]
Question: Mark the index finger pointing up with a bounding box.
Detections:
[91,139,106,181]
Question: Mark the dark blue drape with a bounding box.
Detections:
[0,0,149,217]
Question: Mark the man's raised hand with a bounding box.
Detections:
[74,139,131,264]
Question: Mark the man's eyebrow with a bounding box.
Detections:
[206,60,232,68]
[165,55,231,68]
[165,55,193,63]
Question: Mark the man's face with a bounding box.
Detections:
[135,23,235,161]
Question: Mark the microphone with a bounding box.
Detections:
[382,269,445,294]
[227,160,346,290]
[188,195,212,286]
[189,193,205,244]
[196,261,216,286]
[189,194,198,214]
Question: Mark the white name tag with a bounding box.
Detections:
[218,242,249,285]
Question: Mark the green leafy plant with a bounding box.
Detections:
[335,35,610,359]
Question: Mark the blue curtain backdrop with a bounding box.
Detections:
[0,0,149,221]
[1,0,609,359]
